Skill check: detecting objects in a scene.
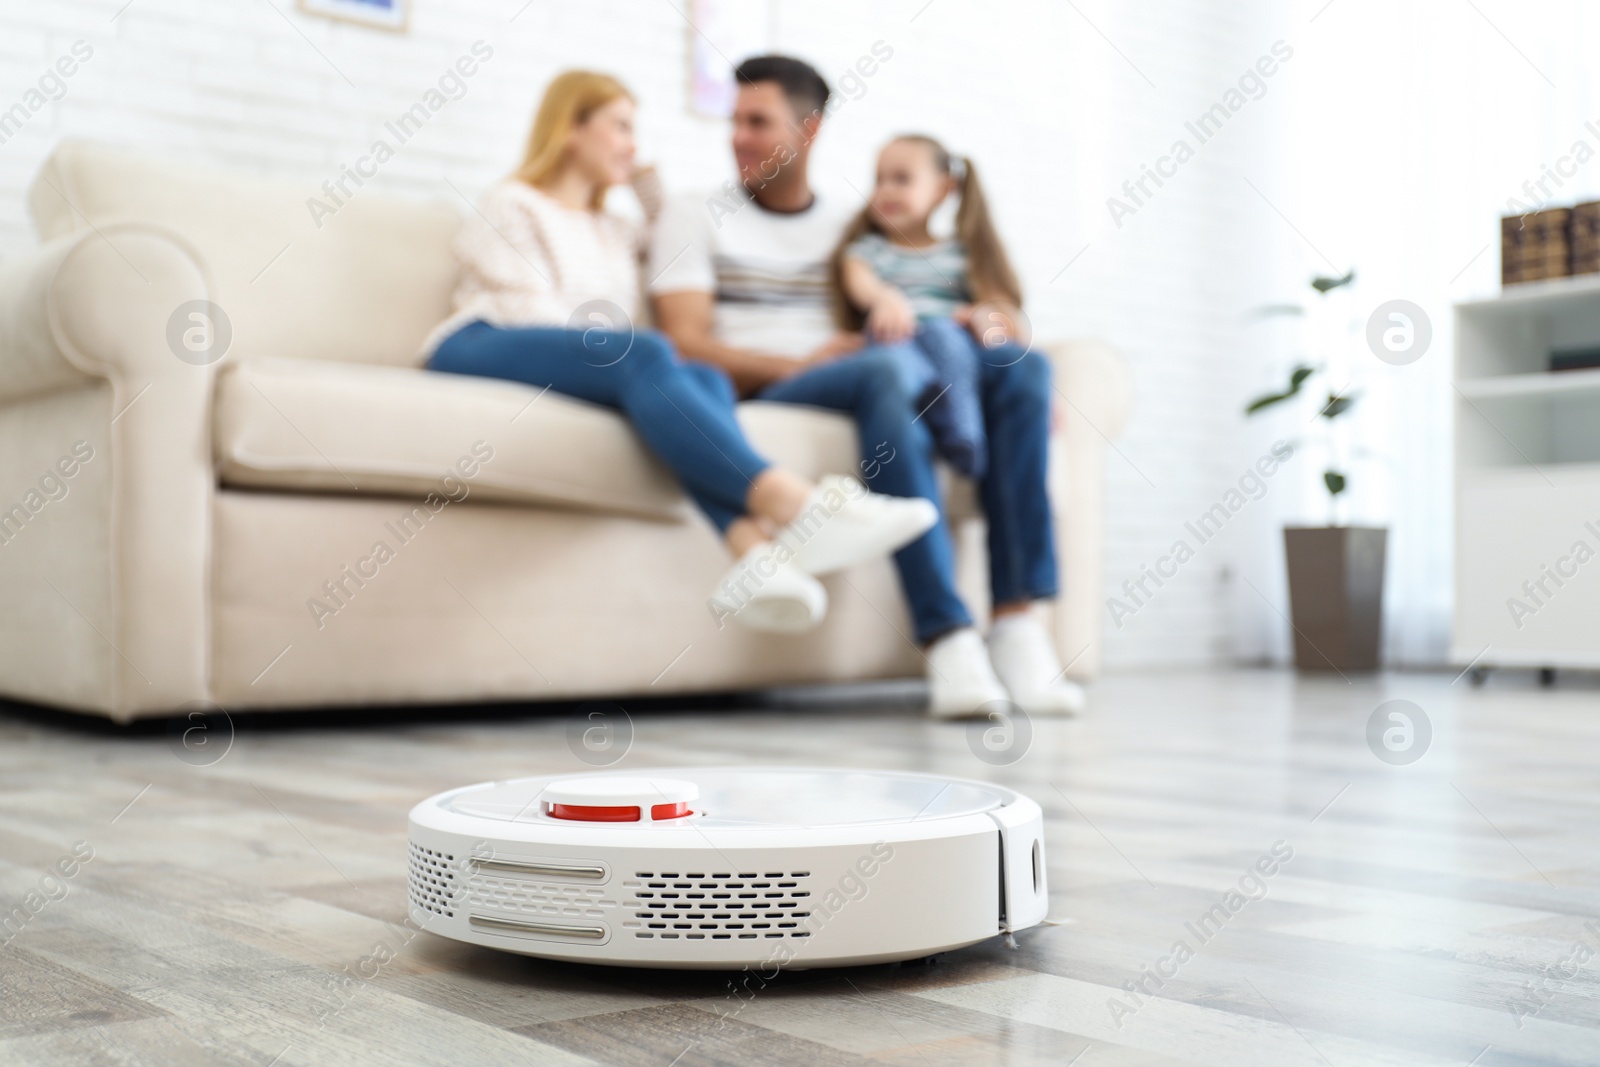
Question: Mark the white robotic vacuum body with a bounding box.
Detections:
[407,767,1048,969]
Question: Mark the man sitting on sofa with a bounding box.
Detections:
[649,54,1084,719]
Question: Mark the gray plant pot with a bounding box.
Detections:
[1282,526,1387,672]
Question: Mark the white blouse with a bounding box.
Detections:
[420,180,644,357]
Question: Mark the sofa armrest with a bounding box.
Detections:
[0,224,215,718]
[1038,338,1134,681]
[1046,337,1134,441]
[0,234,99,406]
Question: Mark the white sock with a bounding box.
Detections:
[987,613,1085,716]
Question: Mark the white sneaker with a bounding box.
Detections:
[777,475,938,577]
[987,613,1085,716]
[708,543,827,633]
[925,627,1011,720]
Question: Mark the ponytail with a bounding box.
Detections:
[951,156,1022,309]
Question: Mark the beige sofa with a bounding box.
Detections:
[0,142,1133,722]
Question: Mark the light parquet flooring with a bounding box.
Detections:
[2,668,1598,1066]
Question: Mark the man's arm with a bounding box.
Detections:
[653,290,857,396]
[645,193,806,395]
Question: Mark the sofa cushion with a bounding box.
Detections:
[215,358,693,521]
[214,357,978,522]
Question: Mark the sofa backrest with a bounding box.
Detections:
[29,140,462,368]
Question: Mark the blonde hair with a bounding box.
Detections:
[830,134,1022,329]
[513,70,633,211]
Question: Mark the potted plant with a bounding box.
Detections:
[1245,270,1386,672]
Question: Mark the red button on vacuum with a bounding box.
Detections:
[547,801,693,822]
[549,803,642,822]
[539,777,700,823]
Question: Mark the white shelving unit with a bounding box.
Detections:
[1454,273,1600,674]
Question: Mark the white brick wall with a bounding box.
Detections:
[0,0,1287,669]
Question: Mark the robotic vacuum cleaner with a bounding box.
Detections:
[407,766,1048,969]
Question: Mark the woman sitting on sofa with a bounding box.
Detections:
[421,70,934,633]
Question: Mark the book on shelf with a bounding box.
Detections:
[1502,207,1571,285]
[1571,201,1600,276]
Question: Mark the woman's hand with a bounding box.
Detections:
[866,290,916,344]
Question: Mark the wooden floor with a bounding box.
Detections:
[2,668,1598,1066]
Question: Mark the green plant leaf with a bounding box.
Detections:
[1244,364,1317,415]
[1323,470,1347,495]
[1311,269,1356,294]
[1318,392,1358,419]
[1245,392,1289,415]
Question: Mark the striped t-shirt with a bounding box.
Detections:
[845,232,971,320]
[648,185,854,359]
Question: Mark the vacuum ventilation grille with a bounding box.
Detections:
[464,875,618,918]
[622,870,814,940]
[408,843,458,917]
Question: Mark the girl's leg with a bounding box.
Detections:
[912,318,988,478]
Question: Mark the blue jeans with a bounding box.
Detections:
[901,317,987,479]
[758,341,1059,643]
[428,321,766,531]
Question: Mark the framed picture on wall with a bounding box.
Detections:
[298,0,409,33]
[688,0,771,117]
